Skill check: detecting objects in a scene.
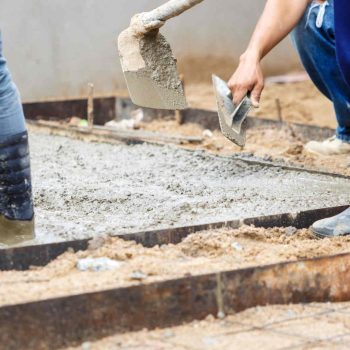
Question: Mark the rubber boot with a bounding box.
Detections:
[311,208,350,238]
[0,131,34,245]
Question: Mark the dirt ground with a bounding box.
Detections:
[2,226,350,307]
[68,302,350,350]
[140,78,350,177]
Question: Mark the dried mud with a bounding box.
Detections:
[2,226,350,307]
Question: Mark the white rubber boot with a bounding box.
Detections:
[305,136,350,155]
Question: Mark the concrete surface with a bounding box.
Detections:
[0,0,301,102]
[28,132,350,245]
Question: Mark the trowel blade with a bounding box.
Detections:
[212,75,252,147]
[118,30,188,110]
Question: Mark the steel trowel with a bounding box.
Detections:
[212,75,253,147]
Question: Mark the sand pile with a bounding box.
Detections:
[1,226,350,307]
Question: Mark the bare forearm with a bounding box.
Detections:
[245,0,311,61]
[228,0,311,106]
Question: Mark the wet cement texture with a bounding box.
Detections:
[29,133,350,244]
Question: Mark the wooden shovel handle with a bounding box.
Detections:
[142,0,204,31]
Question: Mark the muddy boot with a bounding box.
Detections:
[0,132,34,245]
[0,216,34,245]
[311,208,350,238]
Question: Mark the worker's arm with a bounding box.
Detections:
[228,0,312,107]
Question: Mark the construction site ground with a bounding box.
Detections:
[2,77,350,349]
[142,79,350,176]
[68,302,350,350]
[27,132,349,244]
[3,226,350,307]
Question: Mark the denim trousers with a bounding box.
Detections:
[292,0,350,141]
[0,32,33,221]
[0,32,26,137]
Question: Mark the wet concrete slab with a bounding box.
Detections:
[27,132,350,244]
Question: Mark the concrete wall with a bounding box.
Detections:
[0,0,301,102]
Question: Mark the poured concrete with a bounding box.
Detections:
[29,133,350,244]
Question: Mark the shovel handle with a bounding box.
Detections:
[142,0,204,31]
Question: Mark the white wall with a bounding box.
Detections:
[0,0,300,102]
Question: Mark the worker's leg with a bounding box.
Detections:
[291,0,350,155]
[0,32,34,244]
[292,1,350,237]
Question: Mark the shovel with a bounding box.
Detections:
[118,0,204,110]
[212,75,253,147]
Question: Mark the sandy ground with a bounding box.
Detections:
[25,132,350,245]
[2,226,350,307]
[68,302,350,350]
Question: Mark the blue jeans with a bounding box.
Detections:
[292,0,350,142]
[0,32,33,222]
[0,32,26,137]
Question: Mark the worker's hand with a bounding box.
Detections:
[228,52,264,108]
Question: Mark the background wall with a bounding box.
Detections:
[0,0,301,102]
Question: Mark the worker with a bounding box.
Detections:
[228,0,350,238]
[0,31,34,242]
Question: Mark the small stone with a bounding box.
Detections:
[285,227,297,236]
[163,330,175,339]
[88,234,108,250]
[202,129,213,138]
[231,242,243,251]
[77,257,123,272]
[81,342,91,350]
[130,271,148,281]
[217,311,226,319]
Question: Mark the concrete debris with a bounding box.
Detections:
[130,271,148,281]
[105,108,144,130]
[202,129,213,138]
[76,257,124,272]
[285,227,298,236]
[231,242,243,251]
[81,342,92,350]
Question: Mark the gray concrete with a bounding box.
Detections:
[29,132,349,245]
[0,0,300,102]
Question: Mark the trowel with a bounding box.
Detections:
[212,75,253,147]
[118,0,204,110]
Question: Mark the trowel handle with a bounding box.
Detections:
[143,0,204,31]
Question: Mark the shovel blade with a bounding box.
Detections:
[118,30,187,110]
[212,75,252,147]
